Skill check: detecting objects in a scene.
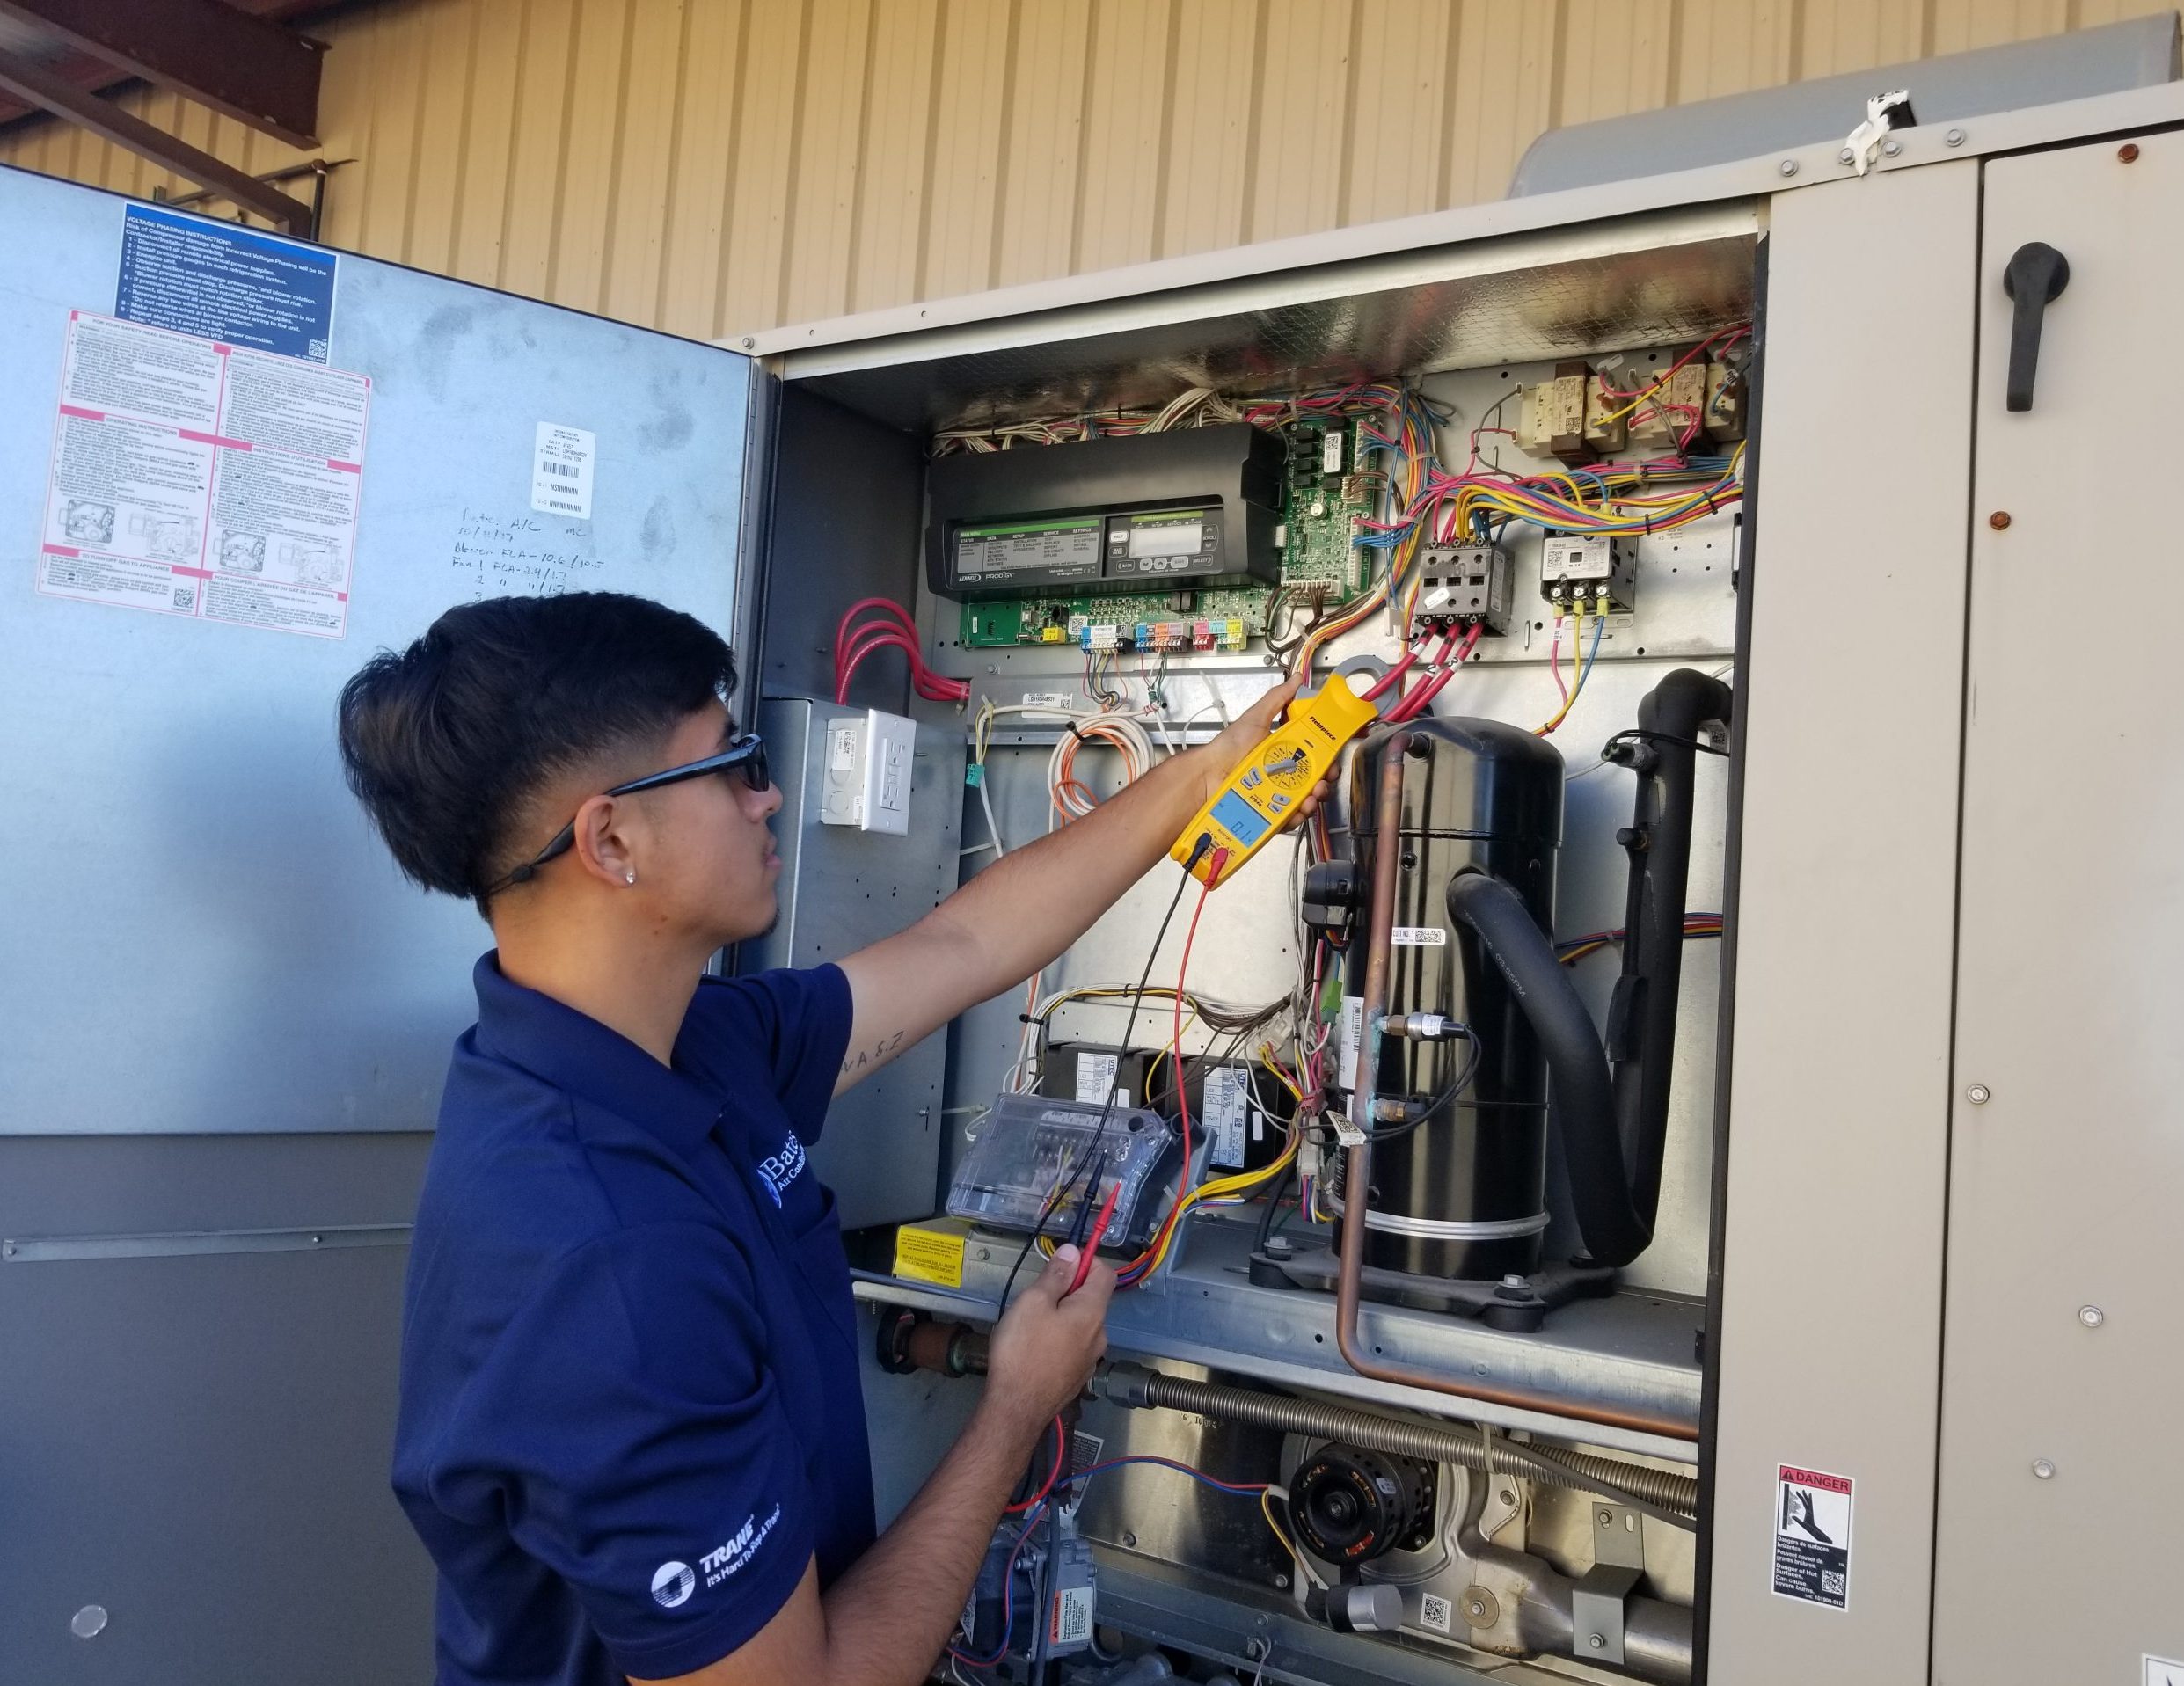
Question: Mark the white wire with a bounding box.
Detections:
[1045,710,1158,821]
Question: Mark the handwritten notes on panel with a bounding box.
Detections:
[450,506,604,600]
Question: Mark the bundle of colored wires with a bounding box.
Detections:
[834,598,970,706]
[1558,912,1725,964]
[1534,609,1604,735]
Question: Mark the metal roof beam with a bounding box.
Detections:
[0,0,323,147]
[0,45,314,232]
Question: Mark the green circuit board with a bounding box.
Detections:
[953,420,1373,650]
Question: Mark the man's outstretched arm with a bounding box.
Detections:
[833,678,1306,1093]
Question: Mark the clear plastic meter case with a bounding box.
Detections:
[947,1092,1185,1249]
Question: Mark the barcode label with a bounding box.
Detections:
[531,421,595,520]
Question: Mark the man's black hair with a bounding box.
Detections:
[338,592,737,912]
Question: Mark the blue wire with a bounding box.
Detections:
[947,1492,1050,1670]
[946,1457,1272,1668]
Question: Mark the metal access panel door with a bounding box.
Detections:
[1933,132,2184,1680]
[0,164,760,1136]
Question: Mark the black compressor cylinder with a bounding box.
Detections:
[1340,718,1565,1282]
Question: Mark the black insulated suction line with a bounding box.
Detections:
[1609,668,1735,1236]
[1445,870,1647,1266]
[1443,668,1732,1269]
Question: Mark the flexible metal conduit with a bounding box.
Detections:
[1100,1362,1698,1513]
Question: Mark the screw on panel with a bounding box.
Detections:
[1946,128,1968,147]
[1838,148,1856,164]
[1589,1634,1608,1650]
[1988,512,2012,530]
[2120,143,2142,163]
[1965,1084,1991,1105]
[70,1606,107,1639]
[740,336,756,349]
[1779,159,1800,177]
[1882,138,1903,157]
[2079,1305,2106,1328]
[2032,1459,2056,1479]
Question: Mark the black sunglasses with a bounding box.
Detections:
[489,733,771,895]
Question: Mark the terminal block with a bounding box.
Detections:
[1539,534,1637,614]
[1411,544,1513,636]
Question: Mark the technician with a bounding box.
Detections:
[337,591,1307,1686]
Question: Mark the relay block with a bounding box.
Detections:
[1539,534,1638,614]
[1410,544,1513,637]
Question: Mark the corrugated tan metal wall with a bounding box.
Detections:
[0,0,2164,340]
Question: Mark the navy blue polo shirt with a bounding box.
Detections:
[392,954,873,1684]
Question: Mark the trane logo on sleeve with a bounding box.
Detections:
[755,1138,807,1207]
[700,1505,784,1587]
[651,1503,785,1609]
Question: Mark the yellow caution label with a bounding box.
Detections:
[893,1220,968,1288]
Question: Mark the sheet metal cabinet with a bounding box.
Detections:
[752,79,2184,1686]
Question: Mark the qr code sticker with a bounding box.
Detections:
[307,338,329,361]
[172,585,196,610]
[1419,1592,1454,1634]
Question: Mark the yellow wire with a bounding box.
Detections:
[1260,1488,1299,1561]
[1535,608,1589,735]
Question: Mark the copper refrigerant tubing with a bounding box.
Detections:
[1333,732,1700,1444]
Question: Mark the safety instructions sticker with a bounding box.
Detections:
[532,422,595,521]
[117,206,337,362]
[35,312,370,639]
[1072,1051,1121,1108]
[1204,1065,1250,1169]
[1772,1464,1853,1609]
[2147,1656,2184,1686]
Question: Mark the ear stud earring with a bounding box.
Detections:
[625,871,637,886]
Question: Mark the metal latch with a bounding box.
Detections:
[1842,89,1917,176]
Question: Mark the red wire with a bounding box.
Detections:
[1359,647,1416,703]
[1004,1415,1068,1514]
[1122,860,1223,1289]
[835,625,969,706]
[1384,624,1480,724]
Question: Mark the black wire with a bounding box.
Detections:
[1362,1023,1483,1145]
[1600,726,1728,763]
[1253,1157,1297,1253]
[998,844,1208,1310]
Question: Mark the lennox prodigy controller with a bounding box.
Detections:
[924,423,1284,602]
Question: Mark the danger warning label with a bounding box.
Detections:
[1771,1464,1853,1609]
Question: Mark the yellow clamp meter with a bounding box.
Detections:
[1170,672,1381,886]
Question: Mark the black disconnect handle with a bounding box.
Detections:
[2002,242,2070,412]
